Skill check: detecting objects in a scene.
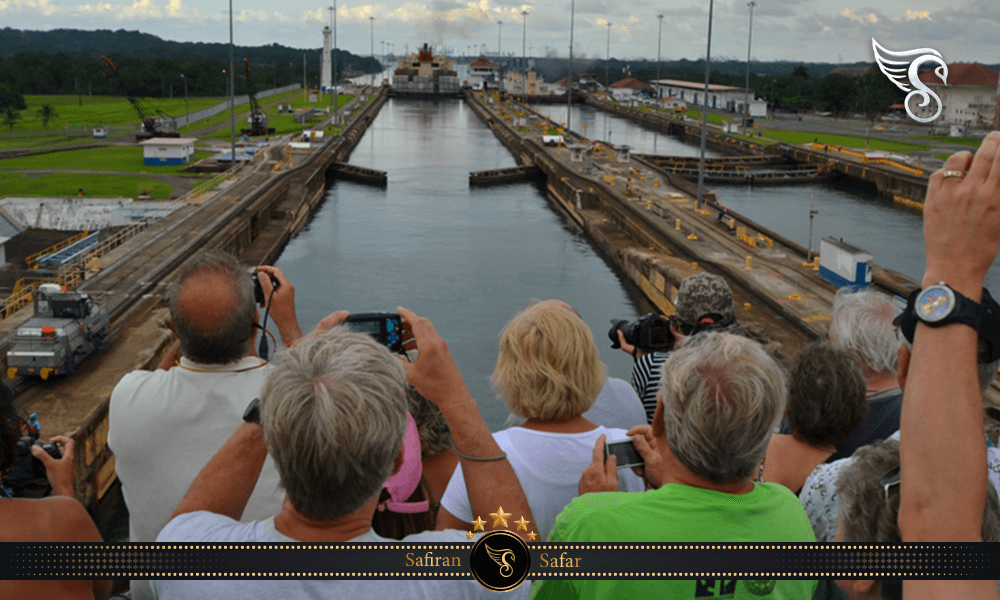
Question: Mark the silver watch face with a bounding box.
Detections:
[916,284,956,323]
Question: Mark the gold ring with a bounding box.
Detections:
[942,170,964,179]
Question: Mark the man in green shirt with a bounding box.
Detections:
[531,331,817,599]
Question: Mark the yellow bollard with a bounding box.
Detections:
[675,219,681,230]
[646,200,652,210]
[691,262,698,269]
[654,178,659,186]
[746,256,752,270]
[744,302,751,311]
[687,233,698,241]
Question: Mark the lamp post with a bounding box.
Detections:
[332,3,339,124]
[743,1,756,135]
[605,21,612,97]
[696,0,714,211]
[498,20,503,56]
[567,0,574,133]
[180,74,188,127]
[369,16,375,87]
[656,14,663,99]
[521,10,528,100]
[228,0,235,163]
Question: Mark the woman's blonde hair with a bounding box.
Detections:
[492,300,607,421]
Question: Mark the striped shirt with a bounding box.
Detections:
[631,351,669,424]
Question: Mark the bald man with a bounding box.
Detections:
[108,250,304,600]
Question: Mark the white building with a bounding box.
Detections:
[651,79,767,117]
[468,56,500,90]
[504,70,539,96]
[914,63,999,128]
[609,78,653,102]
[140,138,196,166]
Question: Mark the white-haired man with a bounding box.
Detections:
[154,308,535,599]
[532,332,817,599]
[825,288,902,462]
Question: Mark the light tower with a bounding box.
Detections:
[321,26,332,93]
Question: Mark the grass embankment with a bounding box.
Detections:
[16,95,223,131]
[760,130,930,153]
[0,146,214,174]
[201,93,356,140]
[915,135,985,148]
[0,172,173,199]
[176,89,309,134]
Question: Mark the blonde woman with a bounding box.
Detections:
[436,300,644,540]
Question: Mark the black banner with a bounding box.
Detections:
[2,543,998,580]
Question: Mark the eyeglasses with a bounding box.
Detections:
[880,466,901,501]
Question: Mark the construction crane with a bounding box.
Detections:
[101,55,179,141]
[241,58,275,136]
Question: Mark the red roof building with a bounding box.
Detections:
[911,63,999,127]
[469,56,499,69]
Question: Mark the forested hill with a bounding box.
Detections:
[0,27,376,70]
[0,28,379,97]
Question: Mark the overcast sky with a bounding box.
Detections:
[3,0,998,66]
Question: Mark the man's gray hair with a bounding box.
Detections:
[837,439,999,544]
[828,288,900,374]
[260,327,409,522]
[658,331,786,485]
[166,250,255,365]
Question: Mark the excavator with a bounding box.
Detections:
[241,58,275,136]
[102,55,179,141]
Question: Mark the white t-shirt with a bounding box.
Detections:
[108,357,286,600]
[440,426,646,541]
[153,511,528,600]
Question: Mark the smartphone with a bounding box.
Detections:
[345,313,404,354]
[604,439,644,469]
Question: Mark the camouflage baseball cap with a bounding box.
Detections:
[675,273,736,327]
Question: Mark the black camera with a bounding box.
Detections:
[251,271,281,306]
[345,313,405,354]
[3,436,61,498]
[608,313,675,354]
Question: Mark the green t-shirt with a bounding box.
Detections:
[529,482,817,599]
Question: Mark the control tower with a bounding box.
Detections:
[321,26,332,93]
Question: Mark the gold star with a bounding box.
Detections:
[466,531,475,540]
[490,506,512,529]
[514,516,530,532]
[527,531,538,541]
[471,516,486,532]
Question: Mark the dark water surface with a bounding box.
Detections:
[274,98,652,430]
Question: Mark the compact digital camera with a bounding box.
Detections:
[345,313,404,354]
[251,271,281,306]
[608,313,675,354]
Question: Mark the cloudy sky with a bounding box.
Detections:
[2,0,998,66]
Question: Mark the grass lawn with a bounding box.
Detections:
[15,95,224,132]
[680,110,733,126]
[915,135,985,148]
[934,153,955,161]
[762,129,930,153]
[726,132,776,145]
[0,146,214,174]
[177,89,306,134]
[0,172,173,199]
[202,114,328,139]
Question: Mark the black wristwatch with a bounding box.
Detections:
[243,397,261,425]
[896,283,982,344]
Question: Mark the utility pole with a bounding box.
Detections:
[696,0,714,211]
[370,16,375,87]
[180,74,189,126]
[498,21,503,56]
[807,202,818,262]
[743,1,756,135]
[605,21,612,97]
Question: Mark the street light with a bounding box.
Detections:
[605,21,612,97]
[181,73,191,126]
[228,0,235,163]
[521,9,528,99]
[498,20,503,56]
[695,0,715,211]
[567,0,574,133]
[656,15,664,99]
[369,16,375,87]
[743,1,756,135]
[332,3,339,125]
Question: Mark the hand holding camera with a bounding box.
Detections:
[608,314,675,356]
[394,307,471,412]
[29,435,75,498]
[253,266,302,347]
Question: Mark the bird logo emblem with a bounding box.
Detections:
[486,544,515,578]
[872,39,947,123]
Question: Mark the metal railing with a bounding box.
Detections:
[55,220,154,287]
[25,230,90,269]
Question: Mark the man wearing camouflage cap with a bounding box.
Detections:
[616,272,737,423]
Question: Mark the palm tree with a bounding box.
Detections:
[3,106,21,133]
[36,103,58,130]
